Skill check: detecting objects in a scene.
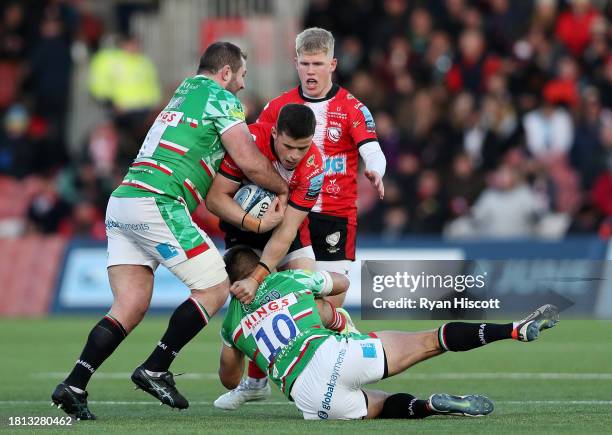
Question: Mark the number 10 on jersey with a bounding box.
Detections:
[252,311,300,362]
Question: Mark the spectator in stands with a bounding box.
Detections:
[465,165,548,238]
[399,89,450,168]
[434,0,467,44]
[555,0,602,57]
[595,55,612,110]
[28,13,72,166]
[446,29,501,95]
[0,104,30,177]
[335,36,365,83]
[421,30,453,85]
[26,175,72,235]
[408,7,433,56]
[523,86,574,161]
[0,2,27,110]
[531,0,559,34]
[374,111,402,172]
[89,34,161,146]
[445,152,484,218]
[369,0,411,56]
[486,0,532,56]
[468,92,523,172]
[409,169,449,234]
[571,87,611,189]
[591,156,612,217]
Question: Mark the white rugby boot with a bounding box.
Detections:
[213,378,271,410]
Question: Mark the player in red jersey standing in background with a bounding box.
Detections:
[214,27,386,410]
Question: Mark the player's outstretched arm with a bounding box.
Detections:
[360,141,386,200]
[206,175,283,233]
[221,123,288,197]
[259,205,308,273]
[218,343,245,390]
[230,205,308,304]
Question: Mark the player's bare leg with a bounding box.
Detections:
[133,272,230,409]
[52,265,154,420]
[107,265,155,331]
[374,304,559,375]
[355,305,560,420]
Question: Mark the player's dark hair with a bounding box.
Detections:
[224,245,260,283]
[276,104,316,139]
[197,42,246,74]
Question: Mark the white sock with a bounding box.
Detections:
[246,376,267,388]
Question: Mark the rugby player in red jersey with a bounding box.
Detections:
[214,28,386,410]
[206,103,324,282]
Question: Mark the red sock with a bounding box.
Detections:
[327,301,346,332]
[247,360,266,379]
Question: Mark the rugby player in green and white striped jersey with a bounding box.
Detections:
[219,246,559,421]
[52,42,289,420]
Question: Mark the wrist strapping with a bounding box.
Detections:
[249,264,269,284]
[241,212,261,233]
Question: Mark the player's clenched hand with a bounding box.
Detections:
[259,197,284,233]
[365,170,385,199]
[230,277,259,304]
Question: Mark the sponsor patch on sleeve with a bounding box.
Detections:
[305,173,324,200]
[359,105,376,132]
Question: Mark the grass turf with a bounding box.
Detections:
[0,316,611,434]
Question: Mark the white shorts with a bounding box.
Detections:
[251,246,316,269]
[291,335,386,420]
[315,260,352,276]
[106,196,227,289]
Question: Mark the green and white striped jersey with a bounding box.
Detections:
[113,75,245,212]
[220,270,337,397]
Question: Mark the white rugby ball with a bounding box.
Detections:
[233,183,276,219]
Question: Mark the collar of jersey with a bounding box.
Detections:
[269,134,281,162]
[193,74,218,86]
[298,83,340,102]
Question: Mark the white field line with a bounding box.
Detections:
[31,372,219,380]
[31,372,612,380]
[2,400,612,406]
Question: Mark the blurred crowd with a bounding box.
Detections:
[1,0,611,241]
[0,0,160,240]
[306,0,612,239]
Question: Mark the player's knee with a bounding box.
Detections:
[111,299,149,331]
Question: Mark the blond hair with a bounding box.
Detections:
[295,27,334,57]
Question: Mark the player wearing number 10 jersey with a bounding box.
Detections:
[219,246,559,420]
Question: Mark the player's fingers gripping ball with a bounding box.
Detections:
[234,183,276,219]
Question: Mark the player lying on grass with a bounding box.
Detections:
[217,246,560,420]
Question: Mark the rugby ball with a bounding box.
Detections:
[233,183,276,219]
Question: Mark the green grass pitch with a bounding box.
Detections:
[1,316,611,434]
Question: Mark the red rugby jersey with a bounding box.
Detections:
[257,84,378,225]
[219,122,324,211]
